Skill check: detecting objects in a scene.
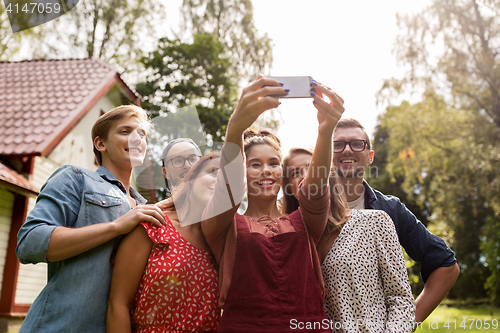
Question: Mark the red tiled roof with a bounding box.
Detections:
[0,58,140,156]
[0,161,39,197]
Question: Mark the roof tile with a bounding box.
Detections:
[0,160,39,195]
[0,58,138,156]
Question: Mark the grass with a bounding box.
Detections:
[416,305,499,332]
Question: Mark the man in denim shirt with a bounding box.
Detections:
[331,118,460,323]
[16,105,166,333]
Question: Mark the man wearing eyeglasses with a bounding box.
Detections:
[161,138,202,197]
[332,118,460,324]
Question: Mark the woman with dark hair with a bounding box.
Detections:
[107,152,221,333]
[282,147,416,332]
[281,146,349,231]
[201,76,344,332]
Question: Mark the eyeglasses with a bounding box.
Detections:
[333,140,368,153]
[165,154,201,168]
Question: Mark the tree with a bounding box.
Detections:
[0,2,45,60]
[481,216,500,305]
[380,0,500,134]
[180,0,273,84]
[134,33,238,200]
[377,0,500,303]
[136,33,237,142]
[372,91,500,300]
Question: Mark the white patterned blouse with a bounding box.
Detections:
[321,209,416,332]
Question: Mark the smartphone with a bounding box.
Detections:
[265,76,313,98]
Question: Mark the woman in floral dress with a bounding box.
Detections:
[107,152,221,333]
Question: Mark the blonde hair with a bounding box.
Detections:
[281,147,350,234]
[91,105,150,166]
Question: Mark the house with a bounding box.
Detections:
[0,58,155,329]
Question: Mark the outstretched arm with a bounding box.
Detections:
[303,82,344,193]
[107,225,153,333]
[300,82,344,241]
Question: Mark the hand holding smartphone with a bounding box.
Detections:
[265,76,314,98]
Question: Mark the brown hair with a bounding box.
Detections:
[243,128,282,161]
[91,105,150,166]
[334,118,371,150]
[281,147,314,214]
[158,151,221,222]
[281,147,350,234]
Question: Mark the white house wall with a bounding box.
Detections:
[47,96,116,171]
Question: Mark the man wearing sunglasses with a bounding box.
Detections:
[161,138,202,197]
[332,118,460,325]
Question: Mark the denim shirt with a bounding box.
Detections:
[363,180,456,282]
[16,165,147,333]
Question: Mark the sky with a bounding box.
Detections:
[163,0,430,154]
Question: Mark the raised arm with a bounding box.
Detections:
[201,76,287,259]
[107,225,153,333]
[374,211,415,331]
[303,82,344,193]
[300,82,344,240]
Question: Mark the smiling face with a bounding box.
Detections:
[332,127,374,179]
[285,152,312,200]
[246,144,282,199]
[190,157,220,205]
[163,141,201,189]
[95,116,147,170]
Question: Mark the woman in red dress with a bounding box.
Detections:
[201,76,345,332]
[107,152,221,333]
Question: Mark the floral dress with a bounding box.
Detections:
[131,217,220,333]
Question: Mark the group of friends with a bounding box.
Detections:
[16,77,460,332]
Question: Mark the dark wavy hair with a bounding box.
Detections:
[281,147,349,234]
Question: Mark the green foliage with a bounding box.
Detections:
[481,216,500,306]
[136,33,237,142]
[0,2,44,60]
[380,0,500,133]
[376,0,500,302]
[418,304,499,332]
[180,0,273,83]
[372,91,499,299]
[135,33,239,201]
[0,0,165,74]
[58,0,164,74]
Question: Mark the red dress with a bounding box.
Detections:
[218,211,329,332]
[131,217,219,333]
